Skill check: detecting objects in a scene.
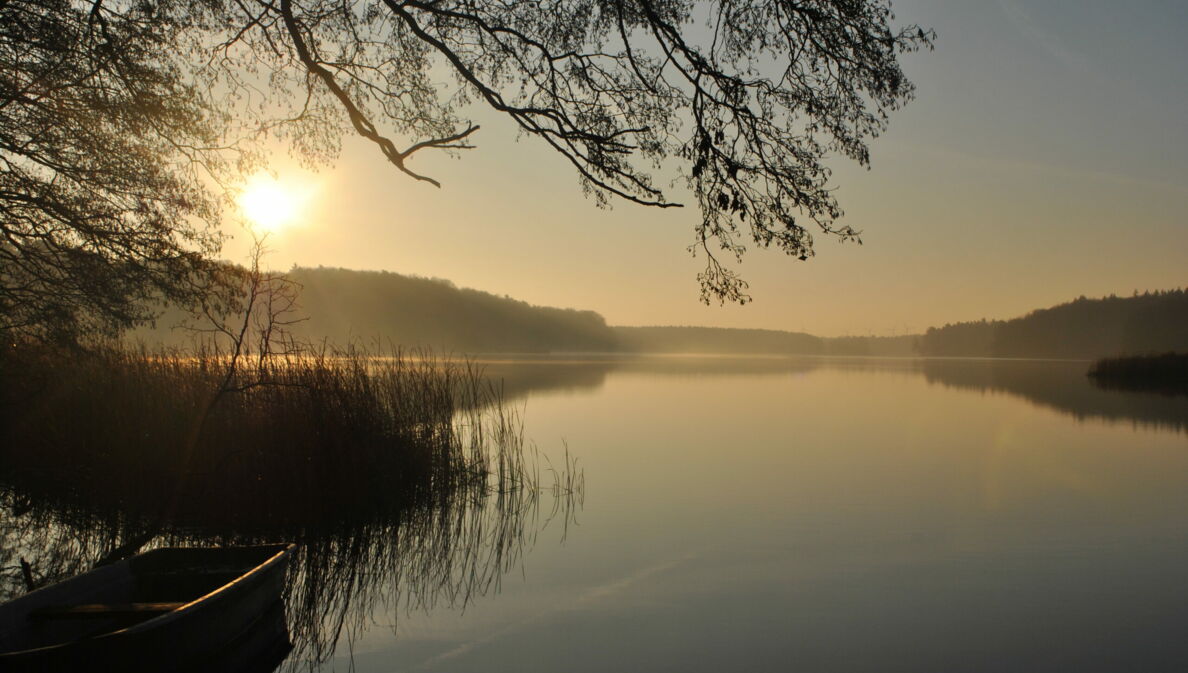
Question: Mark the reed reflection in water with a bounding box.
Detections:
[0,348,583,671]
[0,458,582,670]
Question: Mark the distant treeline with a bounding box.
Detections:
[289,267,617,352]
[614,326,916,356]
[136,267,920,355]
[135,267,1187,360]
[614,326,821,354]
[919,290,1188,359]
[137,266,618,353]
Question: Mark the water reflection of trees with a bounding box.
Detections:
[0,446,581,670]
[921,359,1188,433]
[477,354,825,402]
[480,355,1185,434]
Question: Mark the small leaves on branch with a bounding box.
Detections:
[1,0,933,338]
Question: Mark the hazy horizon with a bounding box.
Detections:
[216,0,1188,338]
[260,263,1182,339]
[5,2,1186,672]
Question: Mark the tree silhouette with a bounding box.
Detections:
[1,0,932,338]
[0,0,242,339]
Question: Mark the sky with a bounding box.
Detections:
[222,0,1188,337]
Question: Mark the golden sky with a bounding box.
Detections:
[223,0,1188,337]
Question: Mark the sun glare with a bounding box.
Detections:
[239,176,300,233]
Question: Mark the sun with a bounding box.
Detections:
[238,175,300,233]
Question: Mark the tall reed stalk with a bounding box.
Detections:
[0,339,583,668]
[0,341,522,524]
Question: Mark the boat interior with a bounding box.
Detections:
[0,545,286,654]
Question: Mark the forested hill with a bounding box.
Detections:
[288,267,618,352]
[139,268,1186,360]
[136,266,917,355]
[135,266,619,353]
[918,290,1188,359]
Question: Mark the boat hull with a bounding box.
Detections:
[0,544,294,672]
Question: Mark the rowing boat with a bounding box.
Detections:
[0,544,294,672]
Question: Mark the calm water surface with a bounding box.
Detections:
[328,356,1188,672]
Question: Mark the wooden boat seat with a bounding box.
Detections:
[28,602,186,621]
[0,544,294,666]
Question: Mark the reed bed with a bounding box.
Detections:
[0,464,580,669]
[0,340,522,525]
[1087,352,1188,395]
[0,339,583,668]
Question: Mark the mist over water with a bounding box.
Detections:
[5,0,1187,669]
[327,356,1188,672]
[3,356,1185,671]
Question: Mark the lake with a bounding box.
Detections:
[321,356,1188,672]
